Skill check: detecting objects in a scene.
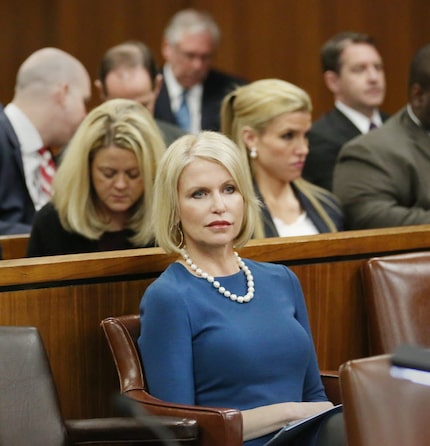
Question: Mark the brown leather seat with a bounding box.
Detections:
[0,325,197,445]
[101,314,342,446]
[340,354,430,446]
[362,251,430,354]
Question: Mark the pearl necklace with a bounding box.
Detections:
[180,248,255,303]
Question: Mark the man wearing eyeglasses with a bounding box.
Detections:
[154,9,246,133]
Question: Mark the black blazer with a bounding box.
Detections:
[302,107,389,191]
[255,181,344,237]
[0,105,35,235]
[154,68,246,132]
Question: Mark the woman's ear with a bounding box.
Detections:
[241,126,258,149]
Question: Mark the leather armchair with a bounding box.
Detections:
[0,325,197,445]
[101,314,342,446]
[340,354,430,446]
[362,251,430,354]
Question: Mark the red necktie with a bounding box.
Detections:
[38,147,56,197]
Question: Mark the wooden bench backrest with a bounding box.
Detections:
[0,234,29,259]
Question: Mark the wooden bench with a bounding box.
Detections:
[0,233,29,259]
[0,225,430,420]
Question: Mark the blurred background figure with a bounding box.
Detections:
[303,32,388,191]
[27,99,165,257]
[154,8,246,133]
[95,40,185,145]
[221,78,343,238]
[0,47,91,235]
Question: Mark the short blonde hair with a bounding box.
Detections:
[53,98,166,246]
[153,131,260,254]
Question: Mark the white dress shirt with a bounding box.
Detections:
[335,100,383,133]
[273,212,319,237]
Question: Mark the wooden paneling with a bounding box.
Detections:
[0,0,429,118]
[0,282,148,418]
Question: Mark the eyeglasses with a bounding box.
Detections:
[174,45,213,63]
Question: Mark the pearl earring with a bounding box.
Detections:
[249,147,258,159]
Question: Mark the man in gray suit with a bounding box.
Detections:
[333,43,430,230]
[95,41,185,146]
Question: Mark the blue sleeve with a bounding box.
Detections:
[286,267,328,402]
[138,281,196,404]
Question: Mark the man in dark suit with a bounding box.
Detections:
[333,43,430,230]
[303,32,388,191]
[95,41,185,146]
[154,9,246,133]
[0,47,91,235]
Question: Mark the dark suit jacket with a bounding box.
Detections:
[333,107,430,229]
[27,202,150,257]
[255,181,344,237]
[303,107,389,191]
[154,68,246,132]
[0,105,35,235]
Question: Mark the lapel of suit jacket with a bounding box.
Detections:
[0,109,26,180]
[154,81,176,124]
[201,72,217,131]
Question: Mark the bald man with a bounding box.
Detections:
[0,47,91,235]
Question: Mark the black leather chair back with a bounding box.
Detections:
[0,326,69,445]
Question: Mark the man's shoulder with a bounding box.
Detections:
[381,110,390,122]
[0,106,18,143]
[0,109,20,159]
[309,108,360,150]
[0,105,12,132]
[311,108,356,131]
[205,68,247,88]
[340,109,407,156]
[155,119,186,146]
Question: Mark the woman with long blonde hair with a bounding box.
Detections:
[221,79,343,238]
[27,98,165,256]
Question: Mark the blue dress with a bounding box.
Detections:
[138,259,327,446]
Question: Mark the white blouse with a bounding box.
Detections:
[273,212,319,237]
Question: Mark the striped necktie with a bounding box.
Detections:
[38,147,56,198]
[175,89,190,131]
